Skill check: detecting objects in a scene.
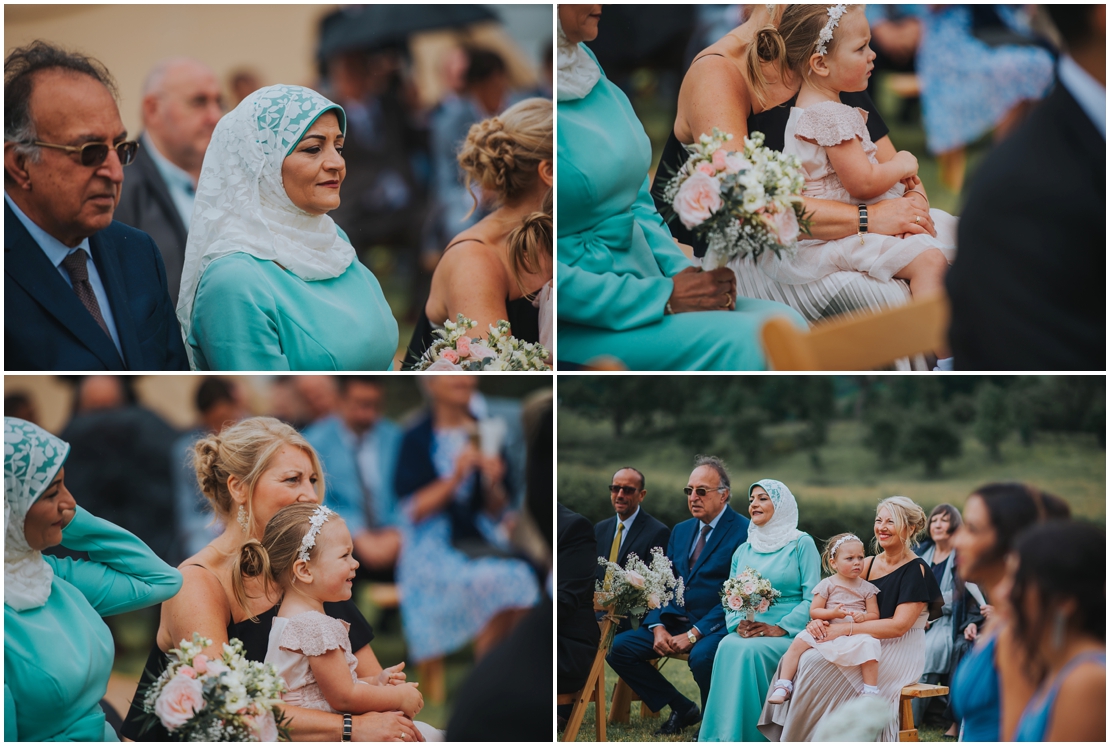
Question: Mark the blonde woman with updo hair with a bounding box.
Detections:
[404,97,552,367]
[121,417,424,743]
[758,495,944,741]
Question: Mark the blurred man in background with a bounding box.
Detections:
[304,376,404,576]
[115,57,222,302]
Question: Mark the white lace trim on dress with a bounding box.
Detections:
[557,21,601,101]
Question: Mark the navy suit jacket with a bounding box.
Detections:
[594,509,671,586]
[5,201,188,370]
[643,505,749,636]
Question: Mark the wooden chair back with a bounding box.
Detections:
[761,293,950,371]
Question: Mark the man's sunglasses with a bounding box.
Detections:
[684,486,727,497]
[608,485,640,496]
[27,139,139,168]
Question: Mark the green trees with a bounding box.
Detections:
[900,408,963,478]
[974,383,1011,461]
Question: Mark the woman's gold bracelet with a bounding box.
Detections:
[904,189,929,207]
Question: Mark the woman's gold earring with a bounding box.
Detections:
[237,505,249,533]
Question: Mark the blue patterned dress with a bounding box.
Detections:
[396,425,538,662]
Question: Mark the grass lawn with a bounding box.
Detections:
[108,583,471,731]
[564,659,950,743]
[558,411,1105,524]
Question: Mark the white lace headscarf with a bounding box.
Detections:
[4,417,70,611]
[556,19,601,101]
[746,479,805,553]
[176,84,356,367]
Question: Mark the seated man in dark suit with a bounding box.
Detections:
[114,57,223,301]
[947,5,1105,370]
[607,456,749,735]
[4,41,188,371]
[558,502,600,701]
[595,466,671,633]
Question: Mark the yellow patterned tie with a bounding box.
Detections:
[604,522,625,589]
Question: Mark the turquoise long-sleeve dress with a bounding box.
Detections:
[699,534,821,742]
[187,249,399,371]
[556,46,805,370]
[4,506,183,741]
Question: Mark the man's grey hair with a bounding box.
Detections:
[141,56,211,98]
[693,454,731,500]
[4,40,118,166]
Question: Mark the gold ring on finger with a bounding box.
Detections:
[720,293,731,309]
[915,215,921,224]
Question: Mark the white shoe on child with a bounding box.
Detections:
[932,357,954,371]
[768,679,794,705]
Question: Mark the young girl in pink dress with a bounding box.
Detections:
[768,533,881,704]
[236,504,442,741]
[769,4,958,366]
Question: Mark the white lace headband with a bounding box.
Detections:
[298,505,335,564]
[816,4,849,57]
[830,533,861,559]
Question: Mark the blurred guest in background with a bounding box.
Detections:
[1009,521,1105,742]
[947,4,1105,370]
[394,375,538,665]
[295,375,341,426]
[227,67,263,108]
[4,41,187,371]
[406,98,552,365]
[71,373,134,415]
[4,392,38,424]
[173,376,249,558]
[557,502,600,724]
[429,48,510,249]
[114,57,223,301]
[304,376,404,576]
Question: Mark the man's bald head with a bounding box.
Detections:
[141,57,223,178]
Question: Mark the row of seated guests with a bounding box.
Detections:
[556,458,1104,741]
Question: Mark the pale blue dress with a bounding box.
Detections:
[557,46,805,370]
[396,426,539,663]
[699,535,821,742]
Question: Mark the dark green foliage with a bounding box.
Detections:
[974,383,1011,462]
[863,410,901,470]
[730,407,767,466]
[675,416,715,453]
[899,408,962,478]
[949,393,977,425]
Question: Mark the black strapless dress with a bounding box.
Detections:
[650,89,890,257]
[403,295,541,368]
[119,599,373,741]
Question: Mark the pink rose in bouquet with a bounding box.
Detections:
[192,654,208,674]
[711,148,729,172]
[154,674,205,730]
[757,598,771,613]
[456,336,471,357]
[696,161,716,177]
[765,207,800,246]
[743,583,756,595]
[425,358,462,371]
[723,152,752,175]
[673,172,723,230]
[648,592,661,609]
[727,594,744,611]
[246,710,279,742]
[625,570,646,589]
[468,341,497,361]
[178,665,197,679]
[441,348,460,365]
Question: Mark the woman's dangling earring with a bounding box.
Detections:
[237,504,249,533]
[1052,610,1067,651]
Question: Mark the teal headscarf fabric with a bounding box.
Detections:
[746,478,805,553]
[4,417,70,610]
[177,84,355,367]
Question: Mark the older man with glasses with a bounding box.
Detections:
[594,466,671,633]
[4,41,187,371]
[607,455,750,737]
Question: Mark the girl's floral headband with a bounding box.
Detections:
[298,505,335,564]
[816,4,849,57]
[830,533,861,559]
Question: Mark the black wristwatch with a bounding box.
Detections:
[342,713,353,741]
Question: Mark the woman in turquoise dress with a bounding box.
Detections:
[177,84,398,371]
[4,417,182,741]
[556,7,805,370]
[700,479,820,742]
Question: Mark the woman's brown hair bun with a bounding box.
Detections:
[457,98,552,216]
[507,189,552,294]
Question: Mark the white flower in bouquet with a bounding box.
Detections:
[720,566,782,622]
[659,128,810,270]
[411,314,551,371]
[139,633,290,741]
[596,547,686,649]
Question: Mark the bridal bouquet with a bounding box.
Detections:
[658,128,809,269]
[596,547,685,648]
[721,566,782,622]
[138,633,290,742]
[411,314,551,371]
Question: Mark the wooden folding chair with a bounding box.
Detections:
[761,293,949,371]
[559,599,619,742]
[898,683,949,741]
[609,652,690,724]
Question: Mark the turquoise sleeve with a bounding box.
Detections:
[5,684,16,741]
[724,547,743,633]
[777,536,823,636]
[192,261,291,371]
[631,174,690,278]
[556,260,674,331]
[46,506,183,617]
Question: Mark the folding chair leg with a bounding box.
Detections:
[609,677,634,724]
